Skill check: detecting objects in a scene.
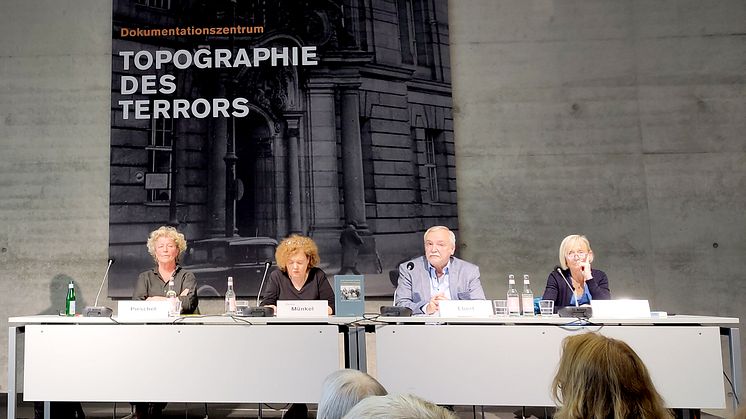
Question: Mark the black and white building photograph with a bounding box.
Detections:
[108,0,457,298]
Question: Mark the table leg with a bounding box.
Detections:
[7,326,18,419]
[727,327,742,411]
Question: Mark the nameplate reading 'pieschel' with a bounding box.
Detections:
[438,300,494,318]
[118,300,170,320]
[276,300,329,318]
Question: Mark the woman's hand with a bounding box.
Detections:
[578,259,593,280]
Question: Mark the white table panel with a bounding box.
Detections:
[375,324,725,408]
[23,324,341,403]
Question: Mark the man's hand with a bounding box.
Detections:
[425,292,449,315]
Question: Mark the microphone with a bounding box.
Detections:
[239,260,274,317]
[556,266,593,318]
[83,259,115,317]
[255,260,272,307]
[556,267,578,308]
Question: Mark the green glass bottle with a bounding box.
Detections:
[65,281,76,316]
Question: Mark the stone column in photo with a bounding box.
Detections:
[208,76,228,236]
[305,81,342,253]
[285,115,303,235]
[339,83,367,230]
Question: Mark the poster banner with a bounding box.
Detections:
[109,0,456,299]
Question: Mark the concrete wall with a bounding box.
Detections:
[450,0,746,406]
[1,0,744,405]
[0,0,112,392]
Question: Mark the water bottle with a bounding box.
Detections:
[65,281,76,316]
[507,274,520,316]
[225,276,236,315]
[166,279,178,316]
[521,274,534,316]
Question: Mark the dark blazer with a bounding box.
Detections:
[541,268,611,312]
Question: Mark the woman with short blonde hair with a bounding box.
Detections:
[552,333,673,419]
[135,226,197,315]
[145,226,187,261]
[132,225,198,418]
[542,234,610,312]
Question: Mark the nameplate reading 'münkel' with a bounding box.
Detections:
[438,300,494,318]
[118,300,170,320]
[276,300,329,318]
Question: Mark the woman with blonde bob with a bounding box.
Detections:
[542,234,610,312]
[552,332,673,419]
[260,234,335,315]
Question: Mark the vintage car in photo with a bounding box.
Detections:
[181,236,278,297]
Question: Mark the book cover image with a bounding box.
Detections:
[334,275,365,316]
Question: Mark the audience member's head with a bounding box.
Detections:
[317,369,388,419]
[552,332,674,419]
[342,394,456,419]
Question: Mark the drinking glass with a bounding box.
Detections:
[493,300,509,316]
[539,300,554,316]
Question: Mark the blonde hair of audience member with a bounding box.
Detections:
[274,234,320,273]
[552,333,674,419]
[558,234,594,270]
[146,226,187,262]
[317,369,387,419]
[342,394,456,419]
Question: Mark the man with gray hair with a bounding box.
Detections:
[395,226,485,315]
[317,369,387,419]
[342,394,456,419]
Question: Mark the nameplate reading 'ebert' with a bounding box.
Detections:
[276,300,329,318]
[118,300,170,320]
[438,300,494,318]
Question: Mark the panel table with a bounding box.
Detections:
[372,315,741,410]
[7,315,358,419]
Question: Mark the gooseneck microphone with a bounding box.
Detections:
[556,267,578,308]
[255,260,272,307]
[235,261,275,317]
[556,266,593,319]
[83,259,115,317]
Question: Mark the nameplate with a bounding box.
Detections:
[439,300,493,318]
[590,299,651,319]
[276,300,329,318]
[117,300,170,320]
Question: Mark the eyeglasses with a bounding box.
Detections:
[566,251,587,259]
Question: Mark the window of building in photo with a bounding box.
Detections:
[135,0,171,10]
[418,128,450,204]
[145,117,173,203]
[397,0,435,77]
